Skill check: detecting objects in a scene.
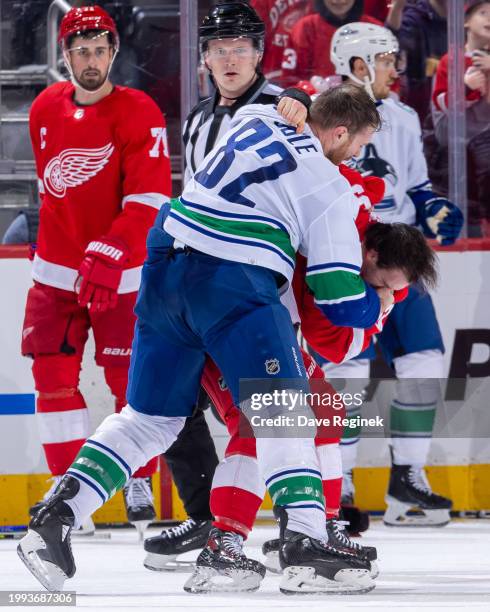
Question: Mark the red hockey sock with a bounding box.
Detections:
[211,486,263,538]
[323,477,342,519]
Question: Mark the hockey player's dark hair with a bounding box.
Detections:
[309,84,381,135]
[364,222,438,290]
[66,29,115,50]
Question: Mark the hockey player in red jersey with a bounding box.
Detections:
[21,5,172,536]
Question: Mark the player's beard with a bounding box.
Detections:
[76,68,108,91]
[329,138,353,166]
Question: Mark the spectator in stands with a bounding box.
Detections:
[429,0,490,235]
[282,0,382,82]
[251,0,313,86]
[364,0,390,21]
[391,0,448,121]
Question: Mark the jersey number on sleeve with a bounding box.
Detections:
[194,118,297,207]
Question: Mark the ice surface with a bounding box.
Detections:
[2,520,490,611]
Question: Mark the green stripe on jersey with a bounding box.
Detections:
[71,445,128,497]
[268,474,324,507]
[171,198,295,261]
[306,269,365,303]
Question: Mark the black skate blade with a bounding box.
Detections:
[17,531,69,592]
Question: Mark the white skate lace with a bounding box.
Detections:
[42,475,62,501]
[222,531,244,557]
[331,520,362,551]
[164,518,197,538]
[124,477,153,508]
[408,467,432,493]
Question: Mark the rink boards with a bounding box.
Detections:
[0,243,489,526]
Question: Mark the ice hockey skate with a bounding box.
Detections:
[184,527,266,593]
[262,519,378,578]
[17,476,79,591]
[144,518,212,571]
[275,507,374,594]
[325,519,379,578]
[384,463,452,527]
[30,476,96,537]
[123,477,156,539]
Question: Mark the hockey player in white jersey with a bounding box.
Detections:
[18,84,384,595]
[325,22,464,527]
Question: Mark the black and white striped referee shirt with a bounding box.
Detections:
[182,74,283,184]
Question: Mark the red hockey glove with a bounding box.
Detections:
[76,237,129,313]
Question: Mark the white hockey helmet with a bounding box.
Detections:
[331,22,399,86]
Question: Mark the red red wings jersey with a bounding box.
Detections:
[30,82,172,293]
[251,0,313,86]
[293,164,408,364]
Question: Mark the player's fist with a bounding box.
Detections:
[422,200,463,246]
[76,237,129,313]
[376,287,395,314]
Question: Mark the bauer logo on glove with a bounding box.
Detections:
[76,236,129,312]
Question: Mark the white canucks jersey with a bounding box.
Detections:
[351,96,430,225]
[165,104,380,329]
[168,103,359,283]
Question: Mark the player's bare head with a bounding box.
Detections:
[308,84,381,164]
[200,2,264,99]
[362,223,438,292]
[59,5,118,95]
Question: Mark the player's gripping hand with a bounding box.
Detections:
[76,237,129,313]
[421,200,464,245]
[277,96,308,133]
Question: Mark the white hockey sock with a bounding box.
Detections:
[391,350,444,466]
[65,405,185,527]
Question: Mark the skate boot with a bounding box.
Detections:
[276,506,374,594]
[262,519,378,577]
[384,463,452,527]
[325,519,379,578]
[340,470,369,536]
[144,518,212,571]
[30,476,95,536]
[17,476,79,591]
[123,477,156,539]
[184,527,266,593]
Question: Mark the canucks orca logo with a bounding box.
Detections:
[355,144,397,186]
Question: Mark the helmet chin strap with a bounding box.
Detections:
[62,48,118,96]
[348,71,376,101]
[362,75,376,102]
